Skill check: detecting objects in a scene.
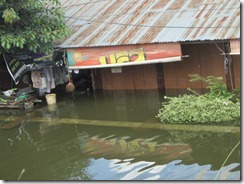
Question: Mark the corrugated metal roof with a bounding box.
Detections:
[58,0,240,48]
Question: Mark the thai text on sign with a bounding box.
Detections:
[67,43,182,69]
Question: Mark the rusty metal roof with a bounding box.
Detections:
[58,0,240,48]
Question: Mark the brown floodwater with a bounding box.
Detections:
[0,90,240,180]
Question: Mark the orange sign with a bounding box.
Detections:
[67,43,182,69]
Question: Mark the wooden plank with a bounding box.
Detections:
[0,109,44,129]
[101,68,112,90]
[133,65,146,90]
[199,44,213,88]
[176,60,188,94]
[163,62,179,96]
[156,63,165,90]
[31,117,240,133]
[0,119,25,129]
[111,66,134,90]
[0,104,23,109]
[164,62,178,90]
[232,55,241,88]
[211,43,226,80]
[144,64,158,89]
[92,69,103,90]
[182,44,202,91]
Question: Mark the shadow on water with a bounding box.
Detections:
[0,90,240,180]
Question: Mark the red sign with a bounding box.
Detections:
[67,43,182,69]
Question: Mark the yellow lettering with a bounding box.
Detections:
[99,56,107,65]
[129,48,146,62]
[99,48,146,65]
[109,54,116,64]
[116,51,129,64]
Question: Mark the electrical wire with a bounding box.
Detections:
[62,6,239,19]
[62,0,238,30]
[215,43,225,54]
[64,16,239,29]
[0,0,238,8]
[0,0,240,10]
[0,0,107,10]
[60,0,108,7]
[0,0,240,30]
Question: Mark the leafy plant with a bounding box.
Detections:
[189,74,235,100]
[156,95,240,124]
[156,74,240,124]
[0,0,70,54]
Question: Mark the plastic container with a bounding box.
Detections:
[45,93,56,105]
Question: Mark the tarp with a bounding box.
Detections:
[230,39,240,55]
[67,43,182,69]
[3,52,57,84]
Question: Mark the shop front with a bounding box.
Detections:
[66,43,182,91]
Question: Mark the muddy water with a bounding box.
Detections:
[0,90,240,180]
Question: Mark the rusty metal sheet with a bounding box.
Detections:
[58,0,240,48]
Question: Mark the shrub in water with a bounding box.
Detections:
[156,94,240,124]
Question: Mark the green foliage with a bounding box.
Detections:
[156,95,240,124]
[2,8,20,24]
[0,0,70,54]
[189,74,235,100]
[156,74,240,124]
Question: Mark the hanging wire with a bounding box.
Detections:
[0,1,239,18]
[0,0,239,30]
[215,43,226,54]
[64,16,239,29]
[61,6,239,19]
[224,55,229,74]
[215,43,229,74]
[0,0,237,8]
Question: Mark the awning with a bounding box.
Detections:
[67,43,182,69]
[3,52,61,84]
[230,39,240,55]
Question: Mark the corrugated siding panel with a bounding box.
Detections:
[58,0,240,48]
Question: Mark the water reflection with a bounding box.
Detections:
[86,158,240,180]
[56,90,162,122]
[0,122,240,180]
[0,90,240,180]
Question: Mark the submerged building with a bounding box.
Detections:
[57,0,240,95]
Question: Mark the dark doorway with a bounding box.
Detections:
[71,69,93,92]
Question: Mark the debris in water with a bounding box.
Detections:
[18,168,25,180]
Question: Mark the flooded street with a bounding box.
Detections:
[0,90,240,180]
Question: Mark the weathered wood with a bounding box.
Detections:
[0,119,25,129]
[0,97,38,109]
[0,110,44,129]
[31,117,240,133]
[0,104,22,109]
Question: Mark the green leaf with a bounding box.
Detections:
[2,8,19,24]
[0,0,70,54]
